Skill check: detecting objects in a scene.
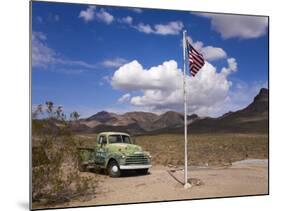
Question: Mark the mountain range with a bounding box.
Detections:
[73,88,268,135]
[77,110,199,134]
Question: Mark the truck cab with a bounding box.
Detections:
[79,132,152,177]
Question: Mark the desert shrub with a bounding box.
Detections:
[32,119,97,205]
[32,146,50,166]
[136,133,268,166]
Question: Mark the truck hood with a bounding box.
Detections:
[107,143,143,154]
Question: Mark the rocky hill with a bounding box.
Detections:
[79,110,199,135]
[188,88,269,133]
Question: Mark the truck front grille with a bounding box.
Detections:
[125,154,149,165]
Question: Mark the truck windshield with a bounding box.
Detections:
[108,135,131,144]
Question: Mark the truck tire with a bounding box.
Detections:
[136,168,148,175]
[107,160,121,177]
[79,163,87,172]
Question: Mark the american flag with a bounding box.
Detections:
[188,43,205,76]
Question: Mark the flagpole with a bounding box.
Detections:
[182,30,190,188]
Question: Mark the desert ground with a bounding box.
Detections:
[32,132,268,209]
[57,159,268,208]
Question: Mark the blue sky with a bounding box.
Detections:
[32,1,268,118]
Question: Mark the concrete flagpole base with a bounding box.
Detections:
[184,182,192,189]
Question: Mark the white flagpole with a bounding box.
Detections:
[182,30,190,188]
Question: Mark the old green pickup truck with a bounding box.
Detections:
[78,132,152,177]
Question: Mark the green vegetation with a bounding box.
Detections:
[32,103,97,207]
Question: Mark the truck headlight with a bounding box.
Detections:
[121,155,126,159]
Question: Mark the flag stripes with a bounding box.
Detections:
[188,44,205,76]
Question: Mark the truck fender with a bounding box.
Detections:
[105,153,122,168]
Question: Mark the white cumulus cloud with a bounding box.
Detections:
[119,16,133,25]
[32,32,56,68]
[135,21,184,35]
[102,58,128,68]
[79,6,114,24]
[96,9,114,24]
[201,46,227,61]
[187,37,227,61]
[135,23,154,34]
[79,6,96,22]
[111,59,239,116]
[111,60,181,91]
[118,93,131,103]
[195,13,268,39]
[221,58,237,75]
[154,21,184,35]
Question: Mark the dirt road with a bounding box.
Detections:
[65,159,268,207]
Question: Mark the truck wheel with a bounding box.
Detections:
[107,160,121,177]
[79,163,87,172]
[136,168,148,175]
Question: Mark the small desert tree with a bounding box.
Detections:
[45,101,54,118]
[70,111,80,122]
[55,106,65,121]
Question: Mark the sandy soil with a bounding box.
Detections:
[62,159,268,207]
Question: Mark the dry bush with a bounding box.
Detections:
[32,119,97,205]
[135,133,268,166]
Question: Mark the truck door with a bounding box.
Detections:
[95,135,106,165]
